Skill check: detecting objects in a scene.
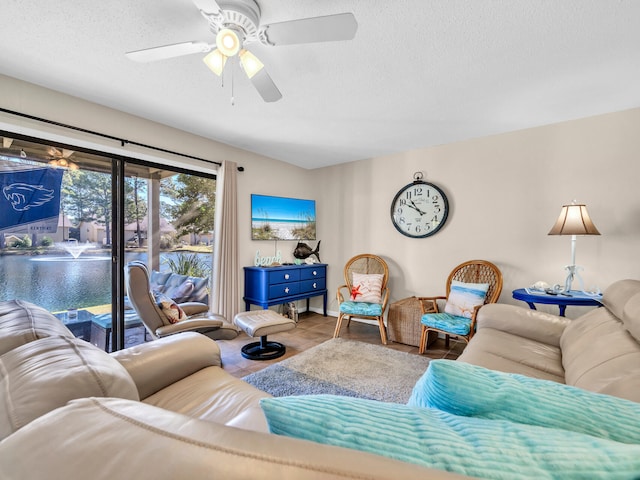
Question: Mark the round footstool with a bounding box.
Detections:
[233,310,297,361]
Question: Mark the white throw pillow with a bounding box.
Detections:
[444,280,489,318]
[350,273,383,303]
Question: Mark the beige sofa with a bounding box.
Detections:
[2,278,639,478]
[0,299,463,480]
[459,278,640,403]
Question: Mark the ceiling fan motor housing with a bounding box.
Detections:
[207,0,261,44]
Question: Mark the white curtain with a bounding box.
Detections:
[211,160,239,321]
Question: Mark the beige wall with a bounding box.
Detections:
[316,108,640,317]
[2,74,639,319]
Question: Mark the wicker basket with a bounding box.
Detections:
[387,296,437,347]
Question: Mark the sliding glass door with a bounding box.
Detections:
[0,132,216,352]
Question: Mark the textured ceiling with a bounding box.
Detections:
[1,0,639,169]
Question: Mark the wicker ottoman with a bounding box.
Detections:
[387,297,437,348]
[233,309,297,361]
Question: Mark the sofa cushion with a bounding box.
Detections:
[0,336,138,439]
[560,306,640,401]
[0,299,74,355]
[162,273,190,296]
[409,359,640,445]
[165,280,195,303]
[261,395,640,479]
[149,270,172,293]
[600,279,640,320]
[187,275,210,303]
[143,366,271,432]
[458,327,565,382]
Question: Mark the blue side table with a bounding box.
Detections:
[512,288,602,317]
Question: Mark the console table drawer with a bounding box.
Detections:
[269,282,301,299]
[269,269,300,284]
[300,278,326,293]
[300,266,326,280]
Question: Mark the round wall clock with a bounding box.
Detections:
[390,172,449,238]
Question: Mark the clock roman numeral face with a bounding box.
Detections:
[390,181,449,238]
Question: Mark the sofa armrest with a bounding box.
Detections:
[111,332,221,400]
[476,304,571,347]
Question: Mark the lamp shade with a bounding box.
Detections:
[203,49,227,76]
[239,49,264,79]
[548,204,601,236]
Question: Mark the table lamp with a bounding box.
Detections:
[548,202,600,293]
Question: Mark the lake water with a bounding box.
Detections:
[0,252,211,312]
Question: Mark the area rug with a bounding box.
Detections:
[242,338,431,403]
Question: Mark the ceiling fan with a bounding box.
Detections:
[125,0,358,102]
[47,147,78,170]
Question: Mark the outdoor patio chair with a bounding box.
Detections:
[125,261,239,342]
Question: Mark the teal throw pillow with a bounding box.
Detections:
[261,395,640,479]
[409,359,640,445]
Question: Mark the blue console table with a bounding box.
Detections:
[244,264,328,315]
[512,288,602,317]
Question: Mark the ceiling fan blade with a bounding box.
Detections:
[191,0,222,16]
[248,68,282,103]
[260,13,357,46]
[126,41,212,62]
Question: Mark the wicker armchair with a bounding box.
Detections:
[418,260,502,353]
[333,254,390,344]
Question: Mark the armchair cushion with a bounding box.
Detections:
[165,280,195,304]
[339,301,383,316]
[421,312,471,335]
[443,280,488,318]
[408,359,640,445]
[261,394,640,479]
[350,273,383,303]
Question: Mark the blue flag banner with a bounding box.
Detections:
[0,166,64,234]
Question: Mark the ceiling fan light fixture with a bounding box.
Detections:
[239,49,264,78]
[203,49,227,76]
[216,28,242,57]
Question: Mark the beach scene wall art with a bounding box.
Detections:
[251,194,316,240]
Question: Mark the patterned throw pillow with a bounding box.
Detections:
[444,280,489,318]
[154,293,186,324]
[350,273,383,303]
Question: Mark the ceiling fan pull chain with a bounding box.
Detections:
[230,57,235,106]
